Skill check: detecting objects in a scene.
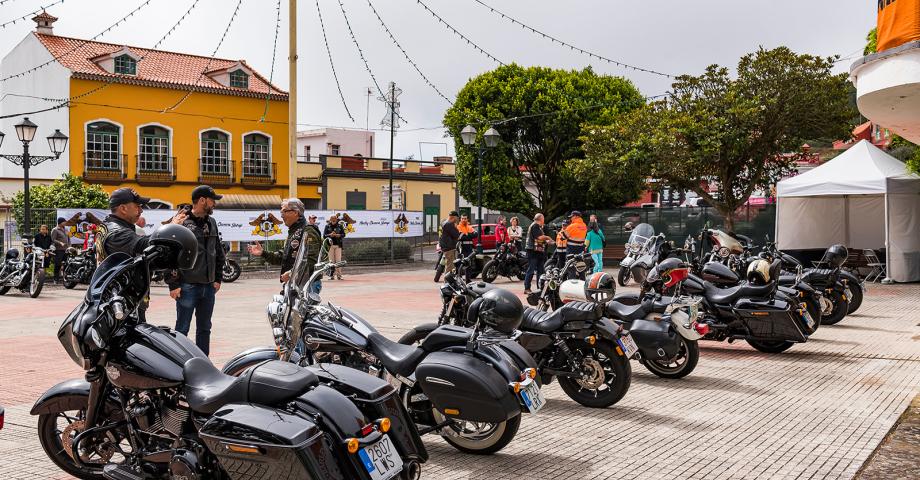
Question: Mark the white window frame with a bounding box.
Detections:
[199,127,233,175]
[84,118,124,171]
[242,131,272,177]
[137,123,173,174]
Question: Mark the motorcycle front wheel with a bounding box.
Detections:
[820,293,850,326]
[641,338,699,379]
[481,260,499,283]
[617,267,631,287]
[37,406,129,480]
[222,259,241,283]
[30,269,45,298]
[557,340,631,408]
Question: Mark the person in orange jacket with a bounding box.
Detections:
[553,220,568,269]
[563,211,588,256]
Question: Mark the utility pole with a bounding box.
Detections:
[287,0,298,199]
[388,82,396,262]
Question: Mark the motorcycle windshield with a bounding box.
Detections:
[87,252,148,307]
[628,223,655,244]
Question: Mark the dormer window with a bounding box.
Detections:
[114,54,136,75]
[229,70,249,89]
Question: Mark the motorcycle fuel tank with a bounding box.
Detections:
[105,323,208,390]
[701,262,740,286]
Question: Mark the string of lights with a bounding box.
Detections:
[0,0,25,7]
[316,0,354,121]
[0,0,66,29]
[1,0,156,83]
[364,0,452,105]
[0,0,202,119]
[260,0,281,121]
[163,0,244,112]
[470,0,674,78]
[415,0,503,66]
[335,0,408,124]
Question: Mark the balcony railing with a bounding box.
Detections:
[136,155,176,185]
[198,158,234,186]
[83,153,127,183]
[241,160,276,186]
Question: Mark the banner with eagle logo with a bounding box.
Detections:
[56,209,425,241]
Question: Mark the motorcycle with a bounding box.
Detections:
[63,246,97,289]
[618,223,655,286]
[220,242,241,283]
[481,242,528,283]
[0,240,47,298]
[33,229,426,480]
[764,241,863,317]
[528,252,703,379]
[221,244,544,455]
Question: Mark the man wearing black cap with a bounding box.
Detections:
[167,185,225,355]
[51,217,69,282]
[438,211,461,279]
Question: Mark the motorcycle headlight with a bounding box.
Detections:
[718,246,731,258]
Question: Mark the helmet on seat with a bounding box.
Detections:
[746,259,772,285]
[584,272,616,303]
[468,288,524,334]
[150,224,197,270]
[5,248,19,260]
[821,244,848,268]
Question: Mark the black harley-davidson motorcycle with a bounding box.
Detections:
[0,240,47,298]
[628,257,821,354]
[32,225,426,480]
[63,246,97,289]
[480,243,528,283]
[221,245,544,455]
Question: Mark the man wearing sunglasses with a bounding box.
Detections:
[248,199,322,291]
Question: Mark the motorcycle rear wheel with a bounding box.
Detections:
[820,294,849,326]
[557,340,631,408]
[745,339,794,353]
[0,285,9,295]
[438,413,521,455]
[64,278,78,289]
[641,338,699,379]
[481,260,499,283]
[617,267,631,287]
[30,269,45,298]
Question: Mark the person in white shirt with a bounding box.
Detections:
[508,216,523,251]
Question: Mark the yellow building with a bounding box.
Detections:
[0,12,296,208]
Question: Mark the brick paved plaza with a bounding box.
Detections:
[1,267,918,479]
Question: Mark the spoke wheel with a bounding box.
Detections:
[435,409,521,455]
[30,269,45,298]
[557,340,631,408]
[38,409,130,480]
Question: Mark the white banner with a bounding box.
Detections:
[56,209,424,242]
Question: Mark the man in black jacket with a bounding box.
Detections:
[323,214,346,280]
[167,185,224,355]
[96,188,186,319]
[439,211,461,276]
[248,199,321,288]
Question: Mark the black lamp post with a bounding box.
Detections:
[0,117,69,240]
[460,125,500,253]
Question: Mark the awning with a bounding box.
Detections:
[217,194,283,210]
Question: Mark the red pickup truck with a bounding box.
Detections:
[470,223,499,253]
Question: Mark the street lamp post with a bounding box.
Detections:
[0,117,69,240]
[460,125,501,254]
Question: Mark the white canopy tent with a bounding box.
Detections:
[776,140,920,282]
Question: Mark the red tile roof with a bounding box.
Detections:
[34,33,287,100]
[33,11,58,22]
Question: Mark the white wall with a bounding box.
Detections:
[0,33,71,182]
[296,128,374,162]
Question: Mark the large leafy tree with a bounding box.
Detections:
[582,47,855,231]
[11,173,108,235]
[443,64,645,219]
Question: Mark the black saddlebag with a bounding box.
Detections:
[629,319,680,360]
[415,351,519,423]
[199,403,345,480]
[310,363,427,462]
[734,298,807,342]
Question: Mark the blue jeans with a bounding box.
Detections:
[592,253,603,273]
[524,250,545,291]
[175,283,216,355]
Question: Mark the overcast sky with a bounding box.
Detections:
[0,0,875,160]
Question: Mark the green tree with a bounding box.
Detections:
[865,28,878,55]
[582,47,855,231]
[11,173,108,235]
[443,64,646,220]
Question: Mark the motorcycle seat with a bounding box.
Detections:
[605,301,648,322]
[367,332,426,378]
[420,325,472,352]
[183,358,319,415]
[521,302,598,333]
[704,282,774,305]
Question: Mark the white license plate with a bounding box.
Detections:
[617,332,640,359]
[517,377,546,414]
[801,308,816,330]
[844,288,852,302]
[358,434,403,480]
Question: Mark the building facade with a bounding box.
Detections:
[296,128,374,163]
[0,12,289,208]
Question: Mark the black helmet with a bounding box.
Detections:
[821,244,848,268]
[470,288,523,334]
[5,248,19,260]
[150,224,197,270]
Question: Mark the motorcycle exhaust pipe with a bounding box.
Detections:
[402,460,422,480]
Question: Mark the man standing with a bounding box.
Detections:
[323,214,346,280]
[167,185,224,355]
[51,217,69,282]
[438,211,461,279]
[563,211,588,279]
[248,199,320,286]
[524,213,552,294]
[97,188,186,320]
[457,214,478,281]
[33,224,53,269]
[305,214,323,293]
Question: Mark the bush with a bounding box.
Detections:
[11,174,108,236]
